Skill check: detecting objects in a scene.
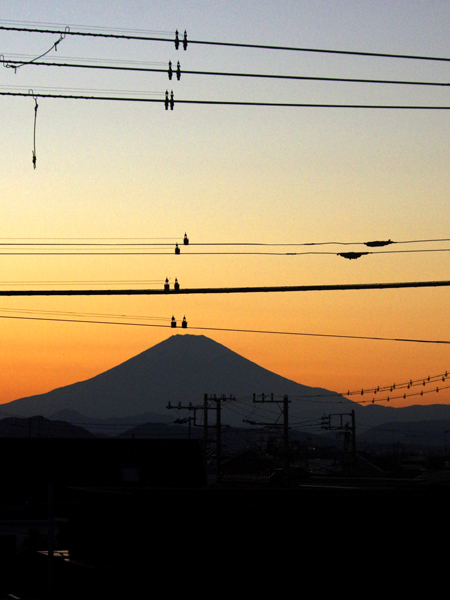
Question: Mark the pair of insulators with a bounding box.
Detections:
[164,278,180,291]
[175,30,188,50]
[171,315,187,328]
[165,90,174,110]
[168,61,181,80]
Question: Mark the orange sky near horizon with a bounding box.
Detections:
[1,1,449,411]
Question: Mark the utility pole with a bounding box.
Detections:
[321,409,356,464]
[248,393,291,484]
[167,394,236,481]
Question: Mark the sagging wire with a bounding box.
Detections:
[357,382,450,405]
[29,89,38,169]
[343,371,449,397]
[2,26,69,73]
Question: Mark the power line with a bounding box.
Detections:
[0,307,171,322]
[355,383,450,405]
[2,28,68,73]
[0,237,448,247]
[0,20,173,36]
[0,248,449,256]
[0,313,448,345]
[1,90,450,109]
[0,280,165,286]
[3,57,450,87]
[2,24,450,63]
[0,279,450,296]
[0,237,450,247]
[344,371,449,397]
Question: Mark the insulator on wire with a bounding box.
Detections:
[176,61,181,80]
[165,90,169,110]
[170,91,174,110]
[171,316,177,328]
[183,30,188,50]
[164,277,170,292]
[183,232,189,245]
[182,316,187,328]
[175,30,180,50]
[174,278,180,291]
[168,61,173,80]
[175,243,180,255]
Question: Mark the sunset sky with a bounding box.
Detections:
[1,1,449,409]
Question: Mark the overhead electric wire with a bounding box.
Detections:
[0,247,449,256]
[1,279,450,297]
[0,84,163,97]
[0,19,173,35]
[2,23,450,63]
[344,371,449,397]
[0,237,447,247]
[356,383,450,405]
[2,28,67,73]
[1,90,449,110]
[0,280,165,286]
[0,312,448,345]
[3,56,450,88]
[0,307,171,322]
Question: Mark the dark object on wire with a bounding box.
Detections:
[365,239,393,247]
[338,252,369,260]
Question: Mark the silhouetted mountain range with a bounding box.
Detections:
[2,335,450,431]
[0,416,94,438]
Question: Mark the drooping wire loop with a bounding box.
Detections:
[4,26,69,73]
[29,89,38,169]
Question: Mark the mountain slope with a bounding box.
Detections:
[2,335,351,424]
[4,334,450,429]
